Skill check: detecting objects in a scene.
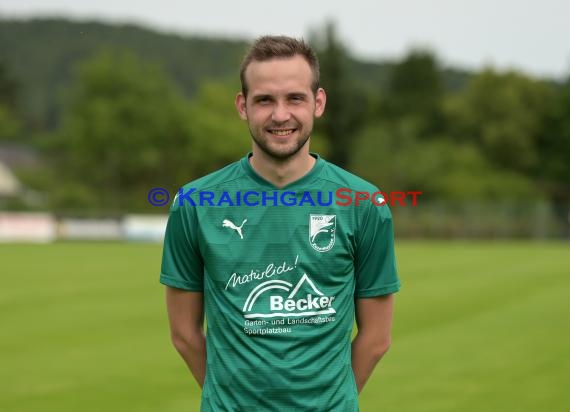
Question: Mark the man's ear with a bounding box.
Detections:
[314,88,327,119]
[235,92,248,120]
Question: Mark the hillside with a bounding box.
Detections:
[0,18,248,128]
[0,17,469,130]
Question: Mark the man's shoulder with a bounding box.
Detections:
[319,157,382,193]
[319,157,392,219]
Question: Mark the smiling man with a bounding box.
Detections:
[160,36,400,411]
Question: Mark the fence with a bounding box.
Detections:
[393,201,569,239]
[0,201,568,242]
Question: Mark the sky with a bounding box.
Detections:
[1,0,568,79]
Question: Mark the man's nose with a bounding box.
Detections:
[272,102,291,122]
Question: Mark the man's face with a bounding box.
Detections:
[235,55,326,160]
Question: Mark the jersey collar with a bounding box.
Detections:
[240,152,325,190]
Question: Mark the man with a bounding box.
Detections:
[160,35,400,411]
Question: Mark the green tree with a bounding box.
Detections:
[0,63,19,109]
[444,69,553,174]
[311,21,365,167]
[349,121,535,202]
[186,80,252,173]
[0,63,21,141]
[0,105,21,141]
[382,49,445,135]
[45,49,196,213]
[536,77,570,217]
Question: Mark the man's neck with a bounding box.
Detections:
[249,149,316,188]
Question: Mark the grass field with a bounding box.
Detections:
[0,241,568,411]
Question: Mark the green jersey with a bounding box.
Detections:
[160,153,400,411]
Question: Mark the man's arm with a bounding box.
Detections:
[351,294,395,393]
[165,286,206,388]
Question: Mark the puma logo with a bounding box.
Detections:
[222,219,247,239]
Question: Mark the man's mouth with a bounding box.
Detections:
[268,129,296,136]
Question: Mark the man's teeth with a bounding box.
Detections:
[271,129,294,136]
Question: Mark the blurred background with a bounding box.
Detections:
[0,1,568,411]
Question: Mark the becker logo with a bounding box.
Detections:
[242,274,336,319]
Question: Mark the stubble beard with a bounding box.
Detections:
[248,123,313,161]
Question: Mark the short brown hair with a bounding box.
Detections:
[239,35,320,97]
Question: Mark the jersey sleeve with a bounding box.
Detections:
[354,199,400,298]
[160,202,204,291]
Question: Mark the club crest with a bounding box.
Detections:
[309,214,336,252]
